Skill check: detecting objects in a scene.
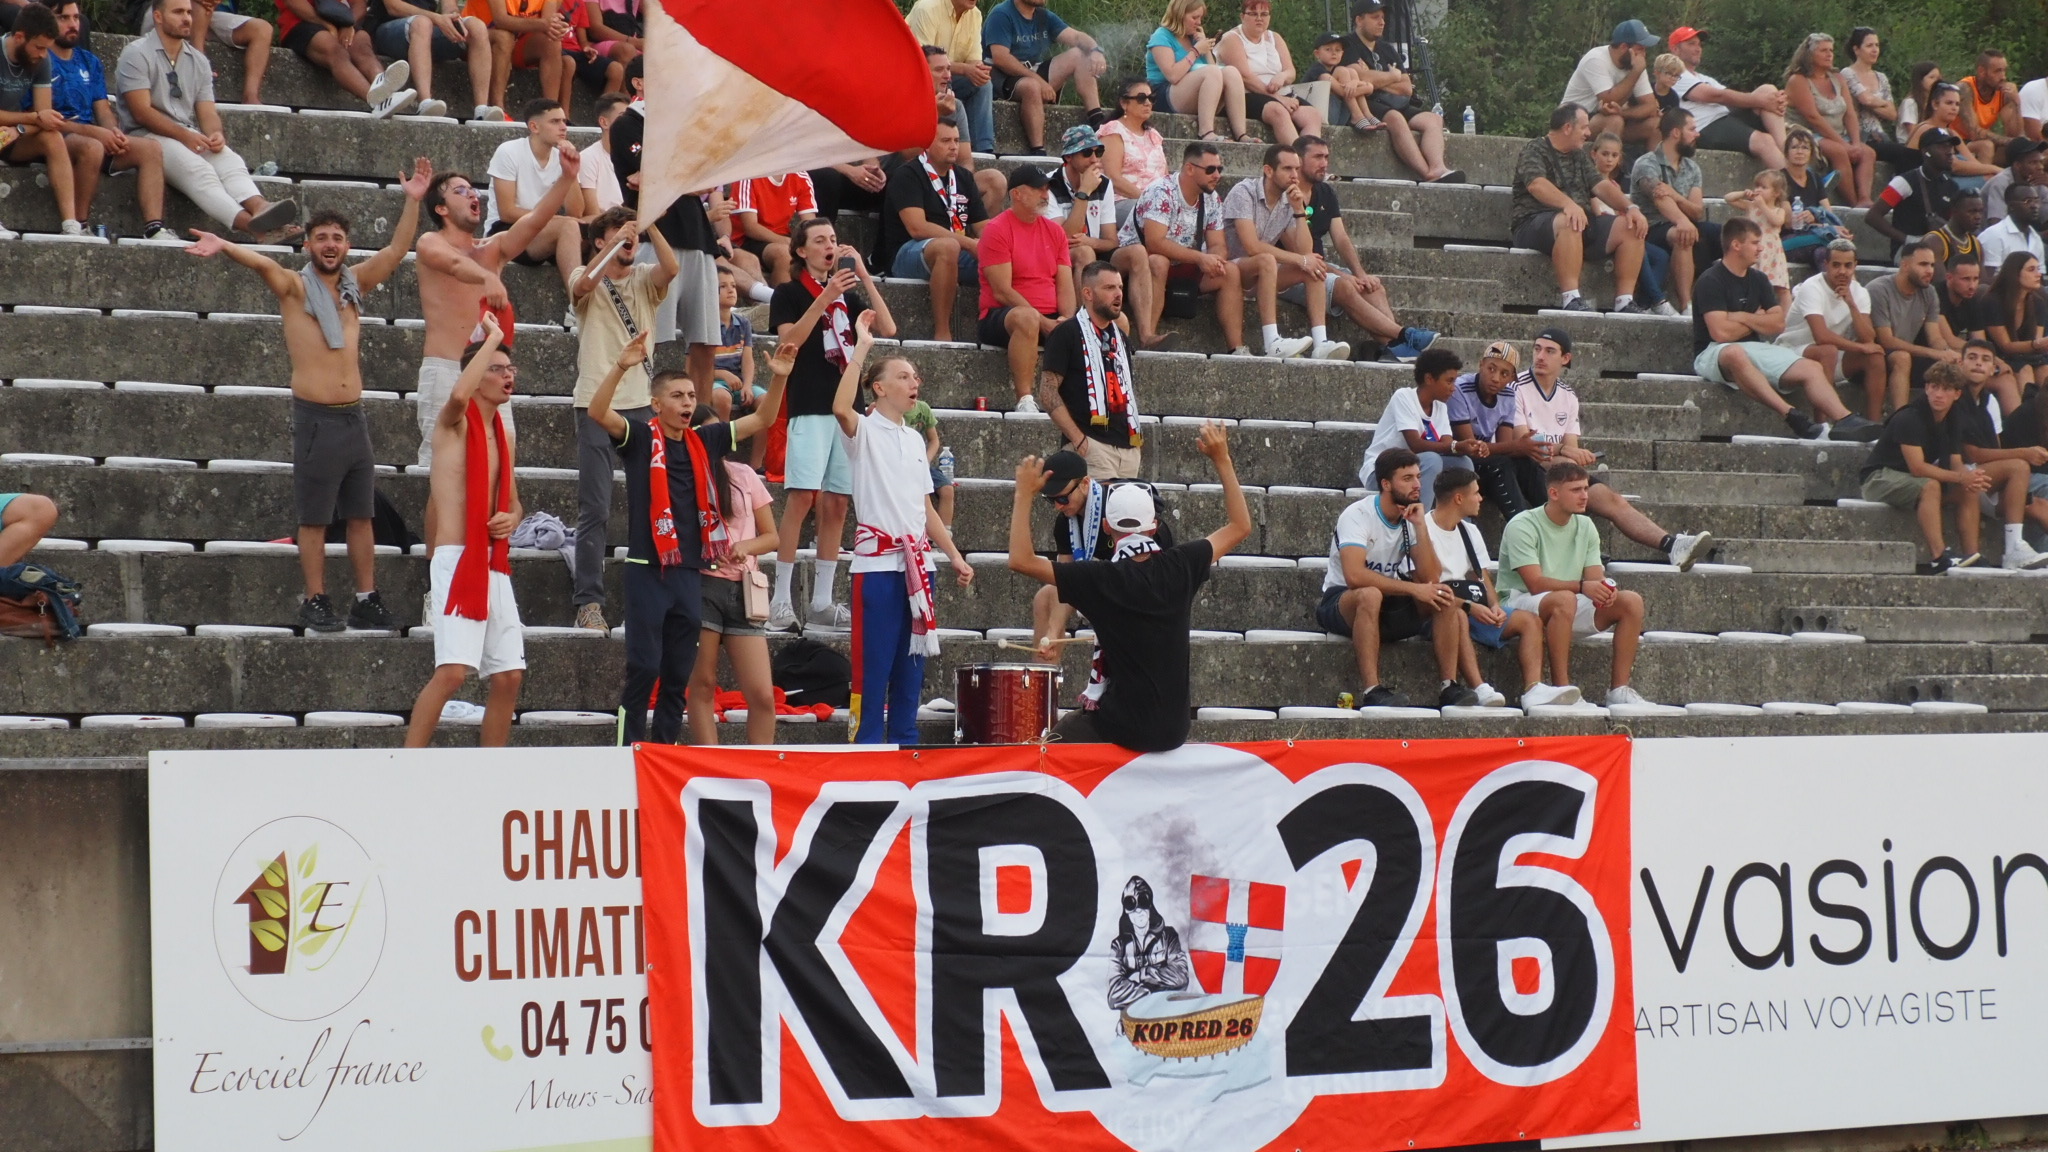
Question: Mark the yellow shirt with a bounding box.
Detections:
[907,0,982,65]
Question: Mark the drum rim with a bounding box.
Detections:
[954,662,1065,674]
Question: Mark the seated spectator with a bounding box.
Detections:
[575,91,627,218]
[1040,262,1145,479]
[38,0,176,244]
[1146,0,1251,144]
[1316,448,1476,711]
[1586,130,1671,314]
[1956,50,2021,166]
[1048,124,1173,350]
[1357,346,1470,503]
[1906,84,2002,177]
[369,0,494,120]
[1955,340,2047,562]
[1868,129,1963,253]
[1842,27,1919,172]
[1778,238,1883,405]
[1120,141,1268,355]
[117,0,297,239]
[584,0,641,71]
[1429,467,1542,709]
[1995,357,2048,545]
[1650,52,1682,112]
[1510,104,1649,313]
[730,170,815,287]
[157,0,269,106]
[0,491,57,564]
[1292,133,1436,358]
[1219,0,1319,145]
[484,98,584,293]
[1939,250,1988,340]
[1221,143,1345,360]
[1926,192,1983,278]
[1669,25,1788,170]
[1100,76,1168,208]
[1694,217,1877,440]
[1980,182,2046,272]
[1981,138,2046,224]
[1959,330,2022,432]
[909,0,993,154]
[1984,251,2048,389]
[1631,108,1720,315]
[1560,19,1660,148]
[1785,32,1873,207]
[1449,341,1543,516]
[559,0,622,99]
[1025,454,1183,654]
[1872,241,1967,420]
[1338,0,1459,182]
[1779,129,1853,253]
[877,118,985,344]
[465,0,565,115]
[1,5,87,236]
[708,268,758,424]
[1897,59,1939,140]
[1513,328,1713,565]
[1861,361,2043,572]
[920,44,1006,219]
[1496,461,1654,709]
[978,165,1074,410]
[1306,30,1375,132]
[983,0,1107,156]
[273,0,415,118]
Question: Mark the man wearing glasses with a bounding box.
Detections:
[115,0,298,238]
[1026,450,1177,656]
[1047,123,1174,351]
[1119,141,1291,357]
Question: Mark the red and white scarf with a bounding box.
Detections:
[648,424,729,568]
[1079,317,1140,442]
[854,525,940,656]
[919,153,967,232]
[798,266,854,368]
[446,401,512,620]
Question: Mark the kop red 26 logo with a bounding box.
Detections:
[637,739,1637,1152]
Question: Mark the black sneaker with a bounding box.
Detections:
[1084,106,1110,129]
[1437,681,1480,709]
[1785,409,1822,439]
[1917,554,1954,576]
[1945,547,1981,569]
[1560,296,1596,312]
[1612,299,1653,315]
[299,593,345,633]
[347,591,396,630]
[1358,684,1411,708]
[1829,413,1884,442]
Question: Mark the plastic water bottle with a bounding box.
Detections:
[1430,99,1445,120]
[938,446,955,483]
[1462,106,1476,134]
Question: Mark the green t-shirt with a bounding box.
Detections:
[1495,508,1602,597]
[905,400,938,435]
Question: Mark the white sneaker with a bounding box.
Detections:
[1651,301,1680,317]
[563,308,580,334]
[366,59,411,107]
[2001,539,2048,570]
[415,97,448,118]
[1012,394,1041,414]
[1224,346,1256,357]
[1265,335,1314,359]
[1606,685,1649,707]
[1668,530,1712,572]
[806,603,852,633]
[766,600,799,632]
[138,227,188,246]
[0,220,17,240]
[370,88,418,120]
[473,104,507,122]
[1521,682,1582,708]
[1473,682,1508,707]
[1311,339,1352,361]
[440,699,487,723]
[60,220,85,236]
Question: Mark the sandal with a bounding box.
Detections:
[1234,132,1261,144]
[1200,130,1228,143]
[1351,115,1386,133]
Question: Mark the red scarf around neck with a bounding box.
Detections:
[446,400,512,619]
[648,422,729,568]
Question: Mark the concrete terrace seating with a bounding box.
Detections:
[0,40,2039,754]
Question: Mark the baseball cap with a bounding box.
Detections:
[2007,137,2047,162]
[1006,164,1050,192]
[1534,327,1574,356]
[1059,124,1103,156]
[1921,128,1961,150]
[1350,0,1385,15]
[1612,19,1658,47]
[1041,450,1088,494]
[1314,31,1345,48]
[1104,484,1158,534]
[1481,340,1521,369]
[1669,26,1704,45]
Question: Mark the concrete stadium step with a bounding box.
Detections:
[1899,674,2048,711]
[217,106,600,186]
[1654,440,1869,502]
[1782,606,2039,643]
[1706,538,1917,575]
[1603,469,1807,506]
[1578,402,1699,442]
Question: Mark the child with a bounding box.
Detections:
[709,269,759,423]
[1589,131,1672,313]
[1727,169,1792,308]
[1304,32,1382,133]
[905,398,955,527]
[1651,53,1684,112]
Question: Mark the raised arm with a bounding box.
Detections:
[441,312,505,430]
[730,341,796,442]
[184,230,300,299]
[1196,422,1252,558]
[357,158,433,291]
[1008,455,1058,584]
[585,329,650,440]
[830,310,878,437]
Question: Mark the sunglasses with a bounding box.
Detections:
[1073,146,1105,158]
[1043,484,1082,506]
[166,68,184,100]
[1197,164,1224,175]
[1124,92,1154,103]
[1122,894,1143,910]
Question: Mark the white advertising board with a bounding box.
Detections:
[1552,733,2048,1147]
[149,747,652,1152]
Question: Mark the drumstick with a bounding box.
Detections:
[994,636,1092,652]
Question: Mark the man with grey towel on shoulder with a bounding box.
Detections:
[185,157,434,634]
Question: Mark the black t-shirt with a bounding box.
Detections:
[1941,282,1992,336]
[1052,539,1214,752]
[768,278,872,418]
[2003,400,2048,474]
[1957,388,2001,451]
[1338,32,1403,73]
[1886,167,1962,237]
[610,109,718,256]
[616,418,736,567]
[1043,316,1138,448]
[1691,260,1779,354]
[1863,399,1965,480]
[1305,179,1342,258]
[877,157,987,273]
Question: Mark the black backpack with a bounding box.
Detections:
[772,638,852,709]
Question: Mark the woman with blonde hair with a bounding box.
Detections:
[1784,32,1875,207]
[1145,0,1253,142]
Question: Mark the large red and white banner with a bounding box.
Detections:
[637,738,1638,1152]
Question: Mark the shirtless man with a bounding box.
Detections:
[406,311,525,748]
[186,157,433,634]
[413,144,575,538]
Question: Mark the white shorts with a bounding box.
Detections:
[1504,590,1601,637]
[416,357,515,467]
[429,545,525,675]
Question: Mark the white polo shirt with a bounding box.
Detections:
[842,409,935,574]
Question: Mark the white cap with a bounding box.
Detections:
[1103,484,1157,534]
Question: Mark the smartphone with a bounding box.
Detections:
[835,254,858,277]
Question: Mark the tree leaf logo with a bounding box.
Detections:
[213,818,387,1022]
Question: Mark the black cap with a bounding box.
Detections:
[1350,0,1385,15]
[1314,31,1345,48]
[1042,450,1088,491]
[1534,326,1574,355]
[2005,137,2045,162]
[1006,164,1051,192]
[1920,128,1961,150]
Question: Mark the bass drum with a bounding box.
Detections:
[953,663,1062,745]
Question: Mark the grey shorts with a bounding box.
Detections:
[698,572,765,636]
[645,246,720,346]
[292,399,375,526]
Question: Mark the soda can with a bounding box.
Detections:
[1337,691,1355,710]
[975,396,988,411]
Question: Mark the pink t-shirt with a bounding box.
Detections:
[1100,120,1168,189]
[707,459,773,582]
[1512,374,1582,439]
[976,209,1072,317]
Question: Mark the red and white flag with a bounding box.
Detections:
[1187,873,1286,997]
[636,0,938,225]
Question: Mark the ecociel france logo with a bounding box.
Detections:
[212,816,389,1021]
